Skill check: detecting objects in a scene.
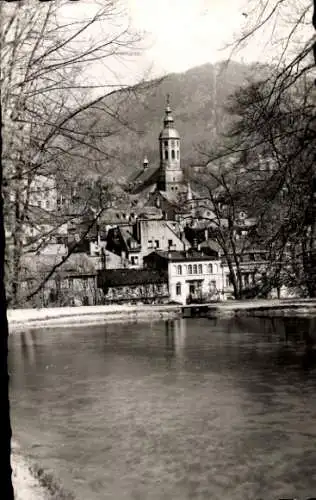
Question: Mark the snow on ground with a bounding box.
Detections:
[12,445,49,500]
[7,298,316,327]
[7,304,181,331]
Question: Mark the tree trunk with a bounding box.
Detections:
[0,109,14,498]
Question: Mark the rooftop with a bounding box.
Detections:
[127,164,160,190]
[145,250,220,263]
[97,268,168,288]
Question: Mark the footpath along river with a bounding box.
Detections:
[9,315,316,500]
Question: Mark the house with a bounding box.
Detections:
[144,250,223,305]
[105,224,142,267]
[220,245,271,298]
[97,268,169,304]
[19,252,101,307]
[106,218,191,268]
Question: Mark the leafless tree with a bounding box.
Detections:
[195,1,316,297]
[1,0,152,307]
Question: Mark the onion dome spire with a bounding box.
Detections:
[163,94,174,128]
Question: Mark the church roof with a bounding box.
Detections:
[128,164,160,193]
[126,168,145,185]
[159,98,180,140]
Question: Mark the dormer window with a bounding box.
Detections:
[171,150,175,159]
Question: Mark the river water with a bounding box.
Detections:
[9,316,316,500]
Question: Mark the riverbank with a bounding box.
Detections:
[7,303,182,332]
[11,443,50,500]
[7,298,316,331]
[12,441,75,500]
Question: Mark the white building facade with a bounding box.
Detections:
[168,256,223,305]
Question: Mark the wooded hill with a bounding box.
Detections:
[73,61,268,182]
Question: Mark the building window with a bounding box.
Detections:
[177,150,179,159]
[188,264,192,274]
[171,149,175,159]
[165,150,168,160]
[168,239,173,248]
[208,263,213,273]
[171,140,175,147]
[225,274,231,287]
[61,279,68,289]
[164,140,168,147]
[148,240,153,249]
[198,264,202,274]
[193,264,197,274]
[176,282,181,296]
[177,265,182,275]
[155,240,159,249]
[131,255,138,265]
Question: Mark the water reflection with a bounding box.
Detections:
[9,315,316,500]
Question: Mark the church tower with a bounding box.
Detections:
[157,96,184,196]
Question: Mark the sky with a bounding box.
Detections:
[127,0,255,76]
[58,0,313,91]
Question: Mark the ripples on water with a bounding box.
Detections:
[9,316,316,500]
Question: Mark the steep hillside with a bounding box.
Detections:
[74,61,265,181]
